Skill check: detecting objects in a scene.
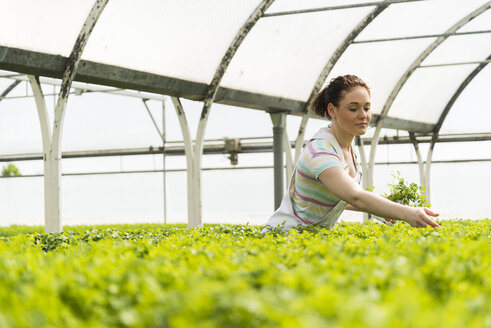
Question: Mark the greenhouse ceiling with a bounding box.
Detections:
[0,0,489,134]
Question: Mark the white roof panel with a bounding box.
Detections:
[355,0,490,40]
[0,0,93,56]
[421,34,491,66]
[388,64,478,124]
[82,0,261,84]
[325,39,436,115]
[221,6,374,101]
[439,65,491,133]
[458,8,491,32]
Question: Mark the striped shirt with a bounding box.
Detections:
[292,136,361,225]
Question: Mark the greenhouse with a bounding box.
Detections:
[0,0,490,231]
[1,1,491,327]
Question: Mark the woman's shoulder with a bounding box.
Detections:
[305,138,339,157]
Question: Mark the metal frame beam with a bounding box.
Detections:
[5,155,491,180]
[293,115,309,165]
[419,60,491,68]
[409,132,426,188]
[283,127,293,185]
[355,135,370,222]
[0,80,21,102]
[0,48,437,133]
[262,0,425,18]
[270,112,286,209]
[141,98,167,224]
[3,132,491,162]
[353,29,491,44]
[27,0,108,233]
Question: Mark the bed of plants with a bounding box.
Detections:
[0,220,490,327]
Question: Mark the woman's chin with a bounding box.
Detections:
[354,129,368,136]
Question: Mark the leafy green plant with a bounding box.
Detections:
[384,171,430,207]
[1,221,490,327]
[1,163,21,177]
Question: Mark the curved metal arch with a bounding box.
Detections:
[0,80,21,102]
[423,53,491,198]
[183,0,274,227]
[39,0,109,232]
[367,2,491,186]
[28,75,54,229]
[52,0,109,157]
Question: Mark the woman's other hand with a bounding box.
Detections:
[403,207,440,228]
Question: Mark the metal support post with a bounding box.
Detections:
[27,0,108,233]
[162,100,167,224]
[270,113,286,210]
[356,136,370,222]
[170,97,195,226]
[409,132,426,188]
[28,76,55,230]
[424,148,433,202]
[367,125,381,188]
[424,134,437,202]
[294,115,309,165]
[283,125,293,186]
[142,98,167,223]
[192,99,213,227]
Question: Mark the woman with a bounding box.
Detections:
[264,75,439,233]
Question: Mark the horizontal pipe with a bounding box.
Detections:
[263,0,425,17]
[3,157,491,179]
[2,132,491,162]
[353,29,491,44]
[419,60,491,68]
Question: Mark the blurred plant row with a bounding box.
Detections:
[0,220,490,327]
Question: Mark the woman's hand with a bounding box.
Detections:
[402,207,439,228]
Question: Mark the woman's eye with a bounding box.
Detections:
[349,108,357,112]
[364,107,370,111]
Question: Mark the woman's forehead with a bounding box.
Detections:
[340,86,370,103]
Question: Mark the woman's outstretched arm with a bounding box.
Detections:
[319,167,439,228]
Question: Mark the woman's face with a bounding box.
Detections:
[328,86,371,136]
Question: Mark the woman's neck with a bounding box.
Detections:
[328,125,354,151]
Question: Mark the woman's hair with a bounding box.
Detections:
[310,75,370,120]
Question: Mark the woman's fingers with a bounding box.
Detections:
[423,216,439,228]
[424,208,439,217]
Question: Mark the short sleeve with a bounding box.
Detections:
[305,139,343,178]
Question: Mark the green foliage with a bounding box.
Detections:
[0,220,490,327]
[1,163,21,177]
[384,171,430,207]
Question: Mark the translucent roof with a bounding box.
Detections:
[0,0,490,131]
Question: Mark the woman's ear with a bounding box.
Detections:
[327,103,336,119]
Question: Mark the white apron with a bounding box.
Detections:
[263,128,360,233]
